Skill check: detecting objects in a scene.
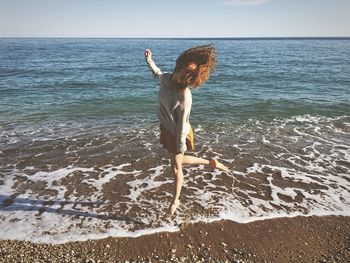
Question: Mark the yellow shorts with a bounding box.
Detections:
[160,124,194,154]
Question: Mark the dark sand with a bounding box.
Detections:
[0,215,349,263]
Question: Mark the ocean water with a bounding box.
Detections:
[0,38,350,243]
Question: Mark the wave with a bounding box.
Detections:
[0,114,349,243]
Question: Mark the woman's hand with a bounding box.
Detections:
[144,49,152,60]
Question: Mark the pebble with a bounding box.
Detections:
[221,242,227,247]
[0,220,348,263]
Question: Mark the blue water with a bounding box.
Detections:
[1,38,349,128]
[1,38,350,243]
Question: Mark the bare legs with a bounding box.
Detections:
[166,154,228,217]
[182,155,209,166]
[167,153,183,217]
[183,155,228,171]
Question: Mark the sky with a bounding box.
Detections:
[0,0,349,37]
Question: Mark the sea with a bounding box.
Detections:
[0,38,349,243]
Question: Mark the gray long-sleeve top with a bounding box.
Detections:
[146,56,192,154]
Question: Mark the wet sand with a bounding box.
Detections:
[0,215,349,263]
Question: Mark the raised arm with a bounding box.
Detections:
[144,49,162,83]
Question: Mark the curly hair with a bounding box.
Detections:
[170,44,216,90]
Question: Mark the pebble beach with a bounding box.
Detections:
[1,215,349,262]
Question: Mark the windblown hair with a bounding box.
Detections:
[171,44,216,90]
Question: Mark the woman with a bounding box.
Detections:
[144,45,228,217]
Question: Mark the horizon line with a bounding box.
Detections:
[0,36,350,40]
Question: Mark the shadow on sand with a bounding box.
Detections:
[0,194,145,225]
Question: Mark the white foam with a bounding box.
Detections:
[1,114,350,244]
[0,162,179,243]
[126,165,171,202]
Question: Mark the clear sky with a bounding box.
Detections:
[0,0,349,37]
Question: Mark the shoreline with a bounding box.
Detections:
[0,215,349,262]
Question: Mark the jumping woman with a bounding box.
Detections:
[144,45,228,217]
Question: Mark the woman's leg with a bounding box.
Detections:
[182,155,228,171]
[167,152,183,217]
[167,153,229,217]
[182,155,209,166]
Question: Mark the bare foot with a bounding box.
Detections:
[166,200,180,218]
[209,159,229,172]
